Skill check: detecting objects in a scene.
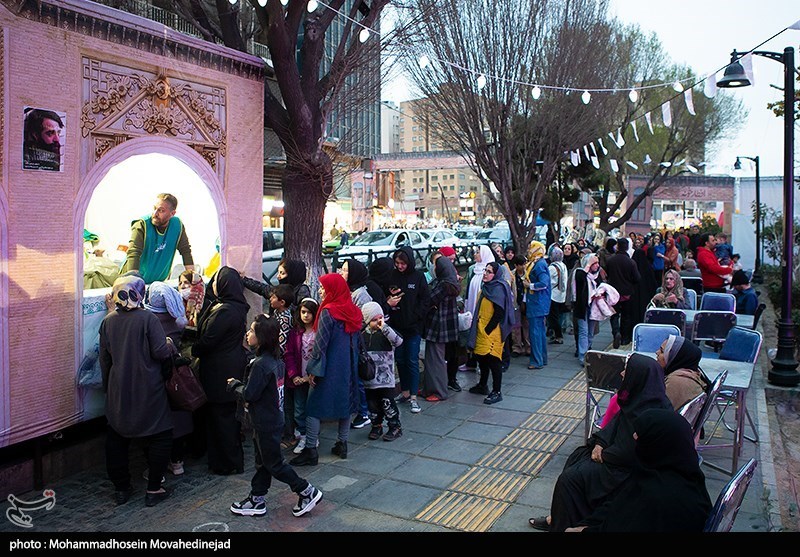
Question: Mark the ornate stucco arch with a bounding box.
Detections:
[73,136,227,374]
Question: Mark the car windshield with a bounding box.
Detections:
[351,231,394,246]
[455,230,476,239]
[476,230,494,239]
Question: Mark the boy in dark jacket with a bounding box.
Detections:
[387,246,431,414]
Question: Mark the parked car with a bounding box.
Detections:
[417,228,458,250]
[337,228,428,265]
[261,227,284,284]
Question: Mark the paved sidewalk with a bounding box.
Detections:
[0,325,777,535]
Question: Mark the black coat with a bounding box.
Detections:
[386,246,431,336]
[604,252,641,298]
[192,267,249,403]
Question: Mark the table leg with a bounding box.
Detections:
[732,390,745,473]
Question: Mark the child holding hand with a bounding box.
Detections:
[284,298,320,454]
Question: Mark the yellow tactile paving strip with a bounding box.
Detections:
[415,371,586,531]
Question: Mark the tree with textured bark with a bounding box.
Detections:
[566,57,744,233]
[172,0,403,284]
[396,0,641,251]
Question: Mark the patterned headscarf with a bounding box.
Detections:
[526,240,546,264]
[112,275,145,311]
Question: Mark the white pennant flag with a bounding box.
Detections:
[660,161,672,167]
[598,138,608,155]
[741,53,756,85]
[626,160,639,170]
[645,112,654,134]
[591,156,600,169]
[704,74,717,98]
[684,89,696,115]
[675,158,685,166]
[610,159,619,172]
[644,154,652,164]
[589,142,598,158]
[631,121,640,142]
[790,19,800,30]
[616,128,626,148]
[662,102,672,127]
[571,150,580,166]
[686,163,698,173]
[608,131,618,147]
[584,145,591,161]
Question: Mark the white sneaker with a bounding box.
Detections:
[293,436,306,455]
[409,399,421,413]
[292,485,323,517]
[168,461,184,475]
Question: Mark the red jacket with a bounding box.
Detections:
[697,246,733,289]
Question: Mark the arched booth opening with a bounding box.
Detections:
[75,138,225,420]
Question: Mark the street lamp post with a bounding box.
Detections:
[734,155,761,283]
[718,47,799,386]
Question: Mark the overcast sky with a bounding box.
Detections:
[382,1,800,178]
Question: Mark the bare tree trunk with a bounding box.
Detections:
[282,159,332,290]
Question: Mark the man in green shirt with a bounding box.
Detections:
[121,193,194,283]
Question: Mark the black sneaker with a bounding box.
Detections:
[382,427,403,442]
[468,384,489,395]
[613,332,622,349]
[447,380,462,392]
[368,425,383,440]
[230,494,267,517]
[350,415,370,429]
[484,391,503,405]
[292,485,323,517]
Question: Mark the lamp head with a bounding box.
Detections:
[734,157,742,170]
[717,50,751,88]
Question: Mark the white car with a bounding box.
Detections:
[417,228,459,250]
[261,228,284,284]
[337,229,428,266]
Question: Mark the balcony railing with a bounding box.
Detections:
[93,0,271,60]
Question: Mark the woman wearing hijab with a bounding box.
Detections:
[547,246,568,346]
[656,335,710,410]
[663,236,681,273]
[340,258,374,429]
[99,275,174,506]
[466,261,516,405]
[145,282,192,476]
[562,242,581,272]
[630,245,659,329]
[523,241,552,370]
[422,256,461,401]
[192,266,250,475]
[241,258,311,312]
[458,245,494,373]
[290,273,361,466]
[529,353,673,532]
[567,408,712,532]
[650,269,691,310]
[572,254,603,366]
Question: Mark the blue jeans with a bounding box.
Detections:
[576,308,598,365]
[529,315,548,368]
[292,384,309,436]
[395,333,421,397]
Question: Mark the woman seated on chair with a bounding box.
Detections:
[529,353,673,532]
[564,408,711,532]
[649,269,691,310]
[599,334,710,428]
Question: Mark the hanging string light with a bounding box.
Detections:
[628,89,638,102]
[281,0,289,5]
[532,86,542,100]
[672,81,684,92]
[359,28,370,43]
[257,0,267,6]
[307,0,318,12]
[476,74,487,90]
[419,55,430,69]
[581,90,591,104]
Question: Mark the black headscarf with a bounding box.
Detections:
[635,408,705,477]
[197,266,249,331]
[345,258,369,291]
[279,259,307,288]
[368,256,395,294]
[434,255,460,289]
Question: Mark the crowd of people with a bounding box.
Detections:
[98,196,745,529]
